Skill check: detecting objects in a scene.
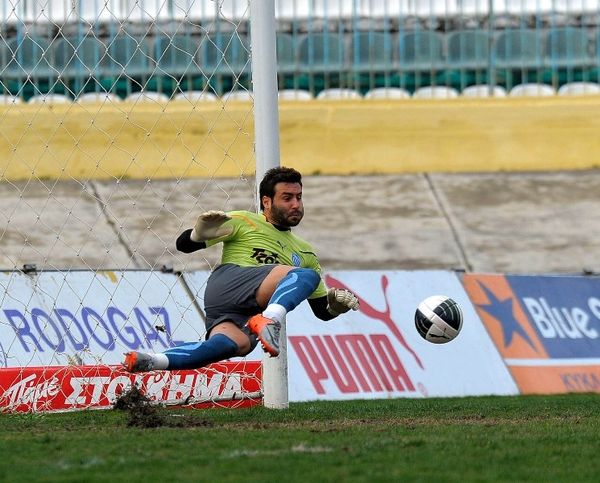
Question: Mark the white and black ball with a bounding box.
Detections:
[415,295,463,344]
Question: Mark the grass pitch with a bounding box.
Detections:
[1,393,599,482]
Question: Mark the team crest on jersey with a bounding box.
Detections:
[292,253,301,267]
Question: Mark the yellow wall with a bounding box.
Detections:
[1,97,600,180]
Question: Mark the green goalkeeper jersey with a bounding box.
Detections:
[205,210,327,299]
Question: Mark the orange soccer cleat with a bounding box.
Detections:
[122,351,154,372]
[247,314,281,357]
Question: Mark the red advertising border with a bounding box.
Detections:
[0,362,262,413]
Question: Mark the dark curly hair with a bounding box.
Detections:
[259,166,302,210]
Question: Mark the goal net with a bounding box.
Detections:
[0,0,265,412]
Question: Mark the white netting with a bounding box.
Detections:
[0,0,263,412]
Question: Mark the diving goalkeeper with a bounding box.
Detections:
[123,166,359,372]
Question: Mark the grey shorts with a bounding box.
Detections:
[203,263,277,342]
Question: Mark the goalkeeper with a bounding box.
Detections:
[123,166,359,372]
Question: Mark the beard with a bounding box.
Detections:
[269,203,304,227]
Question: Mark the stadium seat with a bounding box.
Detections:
[413,86,459,99]
[5,36,54,79]
[298,32,347,72]
[201,32,250,75]
[173,91,218,102]
[447,31,490,70]
[106,35,152,77]
[278,89,314,100]
[76,92,122,103]
[154,34,201,77]
[397,31,444,71]
[545,28,593,68]
[509,83,556,97]
[316,88,362,100]
[125,91,170,102]
[222,90,253,101]
[54,36,108,79]
[364,87,411,99]
[351,31,395,72]
[461,85,508,98]
[28,93,71,104]
[0,94,21,104]
[277,33,297,74]
[557,82,600,96]
[495,29,544,68]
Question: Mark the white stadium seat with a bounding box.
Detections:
[28,94,71,104]
[413,86,459,99]
[222,90,253,102]
[462,85,508,98]
[557,82,600,96]
[76,92,122,103]
[509,83,556,97]
[278,89,314,101]
[173,91,219,102]
[316,88,362,100]
[0,94,21,104]
[364,88,411,100]
[125,91,170,103]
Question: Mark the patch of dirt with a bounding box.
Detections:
[113,385,213,429]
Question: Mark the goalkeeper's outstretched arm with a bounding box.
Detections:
[308,288,360,321]
[176,210,233,253]
[176,229,207,253]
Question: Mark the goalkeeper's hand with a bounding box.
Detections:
[326,288,360,317]
[190,210,233,242]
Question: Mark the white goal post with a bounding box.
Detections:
[249,0,287,410]
[0,0,287,412]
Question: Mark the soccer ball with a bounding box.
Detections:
[414,295,463,344]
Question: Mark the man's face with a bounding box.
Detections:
[263,182,304,227]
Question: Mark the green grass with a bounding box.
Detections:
[1,394,599,482]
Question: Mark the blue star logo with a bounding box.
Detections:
[476,281,538,352]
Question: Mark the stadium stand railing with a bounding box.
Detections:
[2,1,600,101]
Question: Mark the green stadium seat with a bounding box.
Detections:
[54,36,108,79]
[545,28,592,68]
[5,36,54,79]
[4,35,56,97]
[201,32,250,75]
[154,34,201,77]
[397,30,444,71]
[351,31,395,71]
[494,29,544,68]
[298,32,346,72]
[106,35,152,77]
[447,31,490,70]
[276,33,296,74]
